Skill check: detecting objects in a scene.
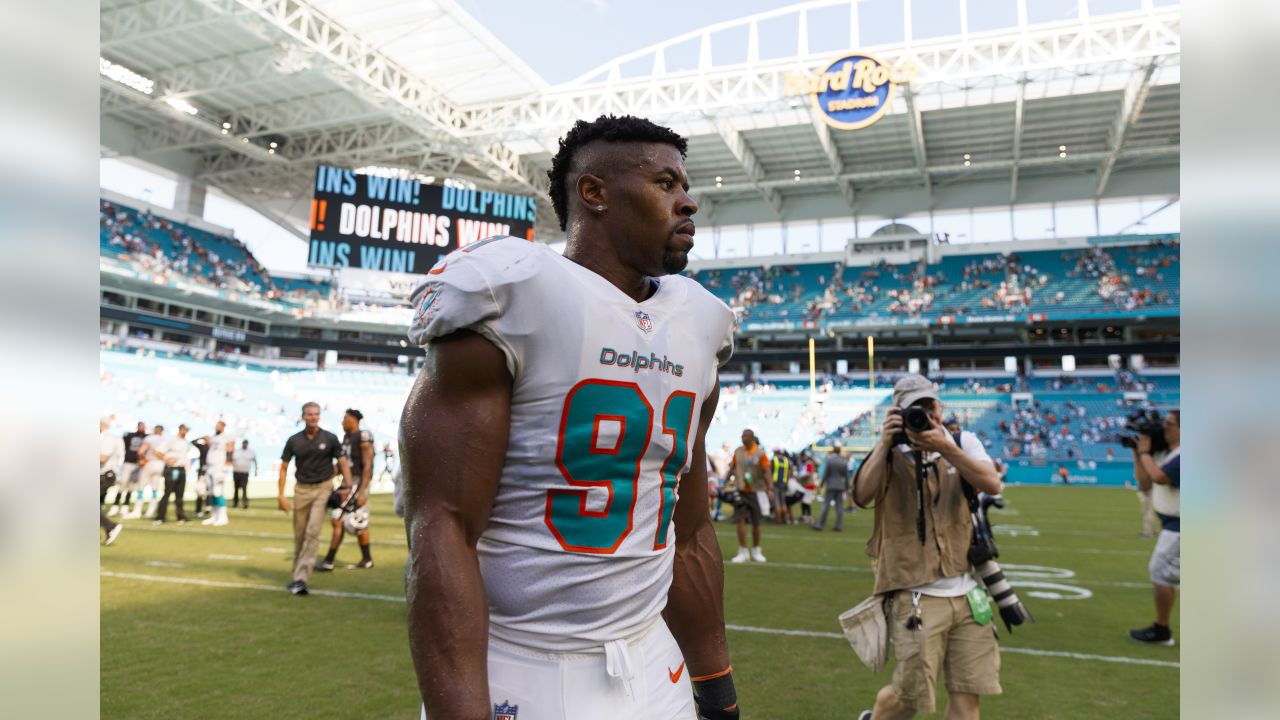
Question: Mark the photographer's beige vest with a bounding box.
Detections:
[865,448,974,595]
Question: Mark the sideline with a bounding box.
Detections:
[101,571,1177,668]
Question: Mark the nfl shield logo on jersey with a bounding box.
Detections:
[493,701,518,720]
[634,310,653,333]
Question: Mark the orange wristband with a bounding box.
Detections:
[691,665,733,683]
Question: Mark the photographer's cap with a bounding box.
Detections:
[893,374,939,409]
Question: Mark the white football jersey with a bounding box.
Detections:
[208,431,234,467]
[408,236,734,652]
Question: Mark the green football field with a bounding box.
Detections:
[100,486,1178,719]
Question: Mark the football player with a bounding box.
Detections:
[402,115,740,720]
[317,409,374,570]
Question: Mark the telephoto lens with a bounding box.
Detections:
[974,559,1035,633]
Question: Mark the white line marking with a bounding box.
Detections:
[711,527,1148,555]
[101,571,1176,668]
[144,560,186,568]
[207,553,249,561]
[727,561,1147,589]
[124,524,405,547]
[126,525,1149,589]
[100,571,402,603]
[723,624,1178,668]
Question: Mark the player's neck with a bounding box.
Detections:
[565,241,654,303]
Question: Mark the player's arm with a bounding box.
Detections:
[277,450,291,513]
[334,450,353,487]
[664,383,738,718]
[402,330,511,720]
[356,439,374,504]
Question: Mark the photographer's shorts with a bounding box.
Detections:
[1149,529,1180,588]
[889,591,1002,713]
[735,491,762,526]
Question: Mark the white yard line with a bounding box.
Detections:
[722,624,1178,668]
[710,527,1149,555]
[101,571,1176,668]
[123,523,406,547]
[727,561,1148,589]
[100,570,403,603]
[123,525,1147,588]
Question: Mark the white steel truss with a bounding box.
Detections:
[100,0,1178,237]
[457,3,1180,138]
[1097,58,1160,196]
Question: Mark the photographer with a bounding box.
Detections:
[1128,410,1180,646]
[851,375,1003,720]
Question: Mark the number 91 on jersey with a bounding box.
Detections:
[545,379,696,554]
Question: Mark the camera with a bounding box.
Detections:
[967,493,1035,633]
[891,405,933,446]
[1118,409,1168,454]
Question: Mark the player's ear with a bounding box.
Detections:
[577,173,607,214]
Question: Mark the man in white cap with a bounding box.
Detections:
[851,374,1003,720]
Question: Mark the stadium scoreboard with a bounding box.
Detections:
[307,164,536,273]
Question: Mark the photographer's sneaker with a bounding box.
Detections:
[751,547,767,563]
[314,559,335,572]
[287,581,309,596]
[730,548,750,564]
[105,524,123,546]
[858,712,872,720]
[1129,623,1174,646]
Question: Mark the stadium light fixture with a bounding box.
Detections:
[715,176,722,182]
[794,169,801,181]
[1059,145,1068,158]
[164,97,198,116]
[100,57,154,95]
[963,153,972,167]
[269,141,278,148]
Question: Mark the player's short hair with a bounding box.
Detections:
[301,401,321,415]
[547,114,688,231]
[345,408,363,421]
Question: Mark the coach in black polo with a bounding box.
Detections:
[279,401,352,596]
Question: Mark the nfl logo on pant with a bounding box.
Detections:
[494,701,518,720]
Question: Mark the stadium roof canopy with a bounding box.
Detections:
[101,0,1180,244]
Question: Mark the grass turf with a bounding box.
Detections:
[101,486,1178,718]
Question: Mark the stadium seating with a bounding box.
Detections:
[100,198,331,307]
[688,236,1179,329]
[100,348,410,467]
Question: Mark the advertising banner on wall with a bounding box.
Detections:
[307,165,537,274]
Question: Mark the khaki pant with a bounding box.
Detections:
[292,482,333,583]
[889,591,1002,713]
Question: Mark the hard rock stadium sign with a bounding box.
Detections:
[783,53,918,131]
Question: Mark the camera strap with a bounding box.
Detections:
[913,451,926,544]
[952,431,980,515]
